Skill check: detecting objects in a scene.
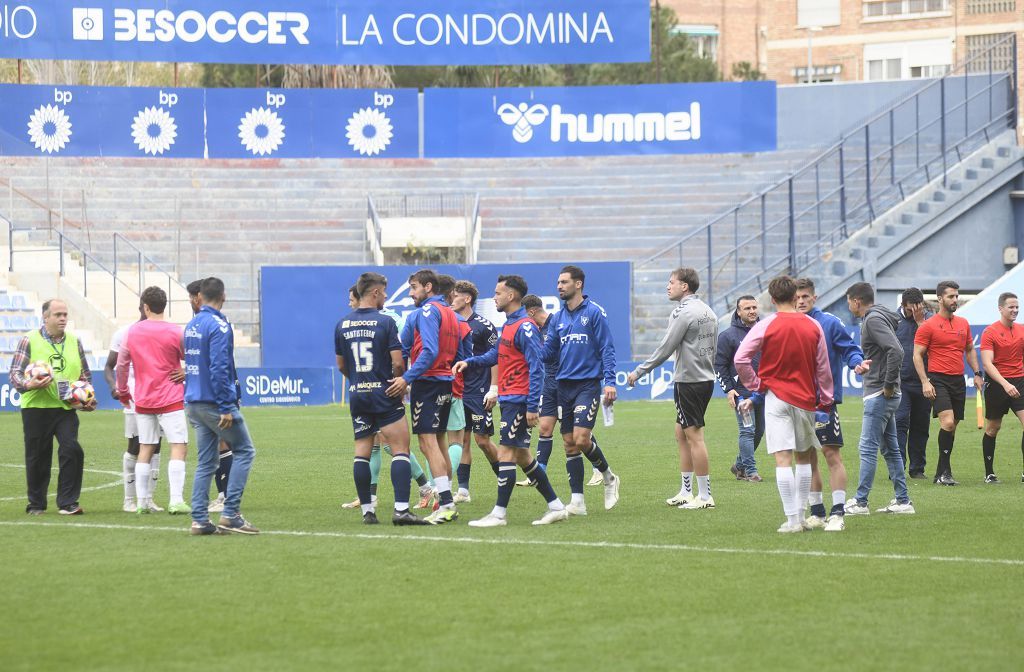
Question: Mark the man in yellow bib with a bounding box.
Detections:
[8,299,96,515]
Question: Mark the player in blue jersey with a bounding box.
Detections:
[540,265,621,514]
[454,275,569,527]
[335,273,428,526]
[449,280,501,502]
[795,278,865,532]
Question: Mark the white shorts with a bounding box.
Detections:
[123,411,138,439]
[764,390,820,455]
[137,409,189,445]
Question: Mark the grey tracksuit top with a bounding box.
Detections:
[632,294,719,383]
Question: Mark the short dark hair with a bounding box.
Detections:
[901,287,924,306]
[498,274,528,300]
[356,273,387,298]
[560,265,585,286]
[453,280,478,306]
[794,277,815,293]
[187,279,203,296]
[408,269,439,294]
[936,280,959,298]
[998,292,1018,307]
[436,274,456,299]
[141,286,168,314]
[768,275,797,304]
[736,295,757,309]
[672,267,700,293]
[846,282,874,304]
[348,284,359,300]
[41,299,65,315]
[522,294,543,311]
[200,277,225,303]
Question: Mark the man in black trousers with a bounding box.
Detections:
[895,288,932,478]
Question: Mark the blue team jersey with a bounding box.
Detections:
[334,308,403,414]
[463,312,498,398]
[541,296,617,387]
[540,312,559,388]
[807,307,864,405]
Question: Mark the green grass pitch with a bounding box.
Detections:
[1,398,1021,671]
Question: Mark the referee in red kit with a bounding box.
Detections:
[979,292,1024,483]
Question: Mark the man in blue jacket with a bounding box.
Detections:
[184,277,258,536]
[895,288,932,478]
[541,265,620,515]
[715,295,763,482]
[795,278,865,532]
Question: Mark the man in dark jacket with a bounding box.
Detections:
[895,288,932,478]
[714,295,763,481]
[845,282,914,514]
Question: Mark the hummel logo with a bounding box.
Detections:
[498,477,509,486]
[586,399,598,422]
[497,102,549,143]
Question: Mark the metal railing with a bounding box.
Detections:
[639,33,1017,316]
[112,233,191,319]
[366,196,384,265]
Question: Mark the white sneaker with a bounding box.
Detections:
[666,491,695,506]
[468,513,507,528]
[603,473,620,510]
[565,502,588,516]
[208,494,226,513]
[824,515,846,532]
[515,477,535,487]
[680,496,715,510]
[844,498,870,515]
[145,499,164,513]
[123,497,137,513]
[876,501,916,514]
[586,470,604,486]
[777,521,804,534]
[532,508,570,526]
[804,515,826,530]
[453,492,472,504]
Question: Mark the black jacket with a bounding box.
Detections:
[896,307,931,392]
[715,311,759,397]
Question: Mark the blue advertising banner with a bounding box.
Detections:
[423,81,777,158]
[238,367,335,406]
[0,84,418,159]
[0,0,650,66]
[260,262,633,369]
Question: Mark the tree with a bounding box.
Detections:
[731,62,765,82]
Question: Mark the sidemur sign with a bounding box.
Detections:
[0,0,650,65]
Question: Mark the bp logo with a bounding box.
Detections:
[497,102,548,143]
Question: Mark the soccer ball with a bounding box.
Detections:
[69,381,95,408]
[24,360,52,381]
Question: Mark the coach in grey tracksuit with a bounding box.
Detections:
[627,268,719,507]
[846,283,912,512]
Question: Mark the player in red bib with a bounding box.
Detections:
[454,275,569,527]
[979,292,1024,483]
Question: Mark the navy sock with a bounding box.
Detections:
[497,462,517,508]
[937,429,954,476]
[566,452,584,494]
[457,463,471,491]
[810,503,827,518]
[830,502,845,516]
[582,440,609,473]
[537,436,553,467]
[525,459,557,503]
[439,489,454,506]
[982,434,996,476]
[370,483,378,497]
[215,451,233,495]
[391,454,412,509]
[353,457,372,505]
[415,473,428,487]
[489,460,500,477]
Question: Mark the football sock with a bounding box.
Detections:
[134,462,151,503]
[776,467,798,524]
[1020,433,1024,470]
[537,435,554,467]
[415,473,429,487]
[524,459,558,504]
[148,453,160,494]
[448,443,463,469]
[681,471,694,495]
[982,434,996,476]
[168,460,186,506]
[408,452,427,482]
[795,464,812,516]
[582,440,609,473]
[489,460,500,476]
[497,462,516,508]
[369,446,382,486]
[434,475,454,507]
[808,491,826,518]
[390,454,411,512]
[831,489,846,515]
[936,429,954,475]
[566,452,585,494]
[457,463,471,492]
[122,451,137,500]
[490,505,507,518]
[353,457,372,505]
[215,450,233,496]
[696,474,711,501]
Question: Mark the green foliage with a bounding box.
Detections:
[732,61,766,82]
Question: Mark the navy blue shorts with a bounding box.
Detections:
[409,379,452,435]
[539,381,559,418]
[499,401,532,449]
[463,393,494,436]
[814,406,844,447]
[351,405,406,441]
[557,378,601,436]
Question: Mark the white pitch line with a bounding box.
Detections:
[0,521,1021,568]
[0,463,123,502]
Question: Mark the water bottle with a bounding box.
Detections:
[601,402,615,427]
[740,401,754,428]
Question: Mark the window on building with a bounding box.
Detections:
[798,0,841,27]
[791,64,843,83]
[966,33,1016,73]
[910,64,951,78]
[868,58,903,80]
[863,0,950,18]
[673,25,719,63]
[865,39,952,81]
[966,0,1016,13]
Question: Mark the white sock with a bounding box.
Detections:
[168,459,186,506]
[602,469,615,485]
[123,452,137,499]
[570,492,585,506]
[458,487,470,497]
[490,506,507,518]
[808,491,823,506]
[149,453,161,493]
[681,471,693,495]
[434,475,452,497]
[832,489,846,509]
[361,503,374,515]
[548,499,565,511]
[776,466,797,518]
[796,464,812,515]
[135,462,151,502]
[696,475,711,501]
[395,502,409,512]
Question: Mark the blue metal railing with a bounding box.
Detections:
[639,33,1017,316]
